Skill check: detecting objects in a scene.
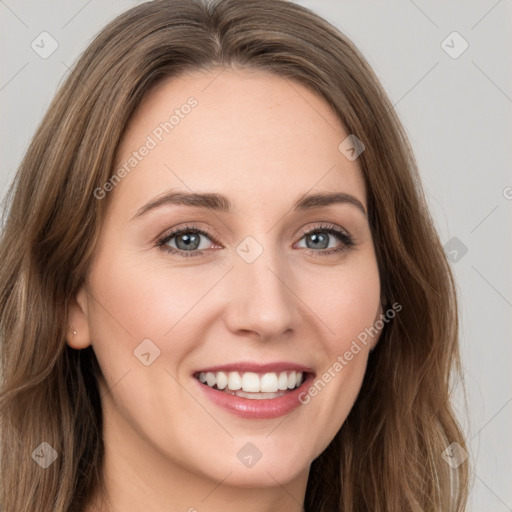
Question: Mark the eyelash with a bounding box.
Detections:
[156,223,355,258]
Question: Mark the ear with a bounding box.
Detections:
[66,287,92,349]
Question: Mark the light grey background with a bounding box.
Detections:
[1,0,511,510]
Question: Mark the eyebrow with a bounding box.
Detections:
[132,190,367,219]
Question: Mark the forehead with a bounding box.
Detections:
[112,68,366,212]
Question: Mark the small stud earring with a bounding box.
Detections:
[72,330,77,335]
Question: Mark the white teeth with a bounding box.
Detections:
[241,372,260,392]
[260,372,278,393]
[197,370,305,394]
[216,371,228,390]
[277,371,289,391]
[227,371,242,391]
[287,370,297,389]
[225,389,287,400]
[206,372,216,387]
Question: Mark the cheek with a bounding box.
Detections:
[87,251,218,341]
[299,256,380,427]
[306,257,381,350]
[85,246,232,396]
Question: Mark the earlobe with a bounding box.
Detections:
[66,287,92,349]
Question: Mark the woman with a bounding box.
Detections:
[0,0,469,510]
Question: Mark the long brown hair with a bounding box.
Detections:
[0,0,469,510]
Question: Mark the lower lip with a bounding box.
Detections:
[194,373,315,420]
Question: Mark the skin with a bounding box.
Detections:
[68,67,382,512]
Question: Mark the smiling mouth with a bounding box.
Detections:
[193,370,308,400]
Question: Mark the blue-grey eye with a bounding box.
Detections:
[296,229,345,251]
[305,232,330,249]
[163,230,212,251]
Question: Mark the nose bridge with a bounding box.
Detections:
[227,234,297,337]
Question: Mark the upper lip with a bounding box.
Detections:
[193,362,314,375]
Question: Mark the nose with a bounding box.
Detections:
[223,244,298,340]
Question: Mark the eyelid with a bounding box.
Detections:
[293,223,355,256]
[295,222,352,241]
[156,223,221,250]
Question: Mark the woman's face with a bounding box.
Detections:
[70,68,381,498]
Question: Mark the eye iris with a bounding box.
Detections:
[176,232,200,250]
[306,232,329,250]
